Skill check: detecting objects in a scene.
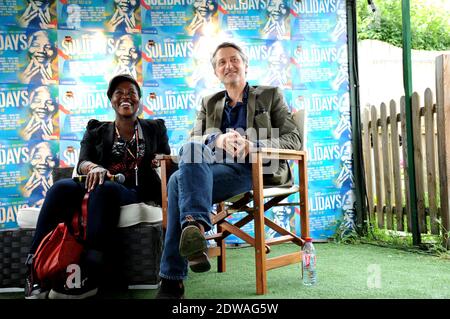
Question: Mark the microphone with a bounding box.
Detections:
[73,173,125,184]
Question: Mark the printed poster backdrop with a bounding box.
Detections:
[1,0,57,29]
[0,0,355,243]
[57,0,141,33]
[0,28,58,85]
[58,83,113,140]
[142,0,219,37]
[0,83,59,141]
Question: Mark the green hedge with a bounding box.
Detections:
[357,0,450,51]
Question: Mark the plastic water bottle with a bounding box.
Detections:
[302,237,317,286]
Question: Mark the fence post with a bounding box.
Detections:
[390,100,403,231]
[362,107,374,221]
[412,92,426,233]
[400,97,412,232]
[371,105,384,228]
[380,103,393,229]
[436,54,450,248]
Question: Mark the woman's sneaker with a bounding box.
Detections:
[24,271,49,299]
[24,254,49,299]
[48,276,98,299]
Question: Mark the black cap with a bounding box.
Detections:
[107,74,141,100]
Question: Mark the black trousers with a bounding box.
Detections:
[29,178,141,254]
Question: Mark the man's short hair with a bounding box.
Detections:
[210,42,248,69]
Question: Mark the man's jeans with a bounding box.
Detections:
[159,142,252,280]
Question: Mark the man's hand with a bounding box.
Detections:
[23,172,41,197]
[107,9,125,31]
[187,14,203,34]
[234,136,255,159]
[122,12,135,31]
[22,117,40,140]
[215,130,239,156]
[215,130,255,159]
[22,58,41,84]
[19,5,38,27]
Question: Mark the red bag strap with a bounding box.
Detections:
[71,193,89,241]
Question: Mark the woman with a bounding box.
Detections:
[25,74,171,299]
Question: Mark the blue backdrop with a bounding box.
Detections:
[0,0,355,242]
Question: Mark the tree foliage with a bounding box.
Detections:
[357,0,450,50]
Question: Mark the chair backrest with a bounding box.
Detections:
[72,166,79,178]
[293,109,306,151]
[52,166,76,181]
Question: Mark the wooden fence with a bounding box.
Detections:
[361,55,450,244]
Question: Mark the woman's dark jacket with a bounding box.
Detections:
[77,118,171,204]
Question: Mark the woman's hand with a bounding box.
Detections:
[85,166,112,192]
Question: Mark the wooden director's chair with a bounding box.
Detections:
[157,110,309,295]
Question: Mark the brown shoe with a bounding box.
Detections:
[179,222,211,273]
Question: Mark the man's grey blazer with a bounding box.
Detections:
[190,85,302,186]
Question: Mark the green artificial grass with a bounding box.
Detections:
[185,243,450,299]
[1,242,449,299]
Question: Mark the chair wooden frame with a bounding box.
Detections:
[157,147,309,295]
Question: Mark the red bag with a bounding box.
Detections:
[34,194,89,282]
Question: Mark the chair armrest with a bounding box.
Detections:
[155,154,179,162]
[253,148,307,161]
[155,154,179,175]
[52,167,75,181]
[250,148,309,240]
[155,154,178,230]
[155,149,306,163]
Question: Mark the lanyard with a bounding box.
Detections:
[134,125,139,187]
[115,123,140,187]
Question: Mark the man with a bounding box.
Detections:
[264,41,290,89]
[21,85,58,140]
[262,0,289,39]
[333,92,351,139]
[19,0,53,29]
[21,30,56,85]
[156,42,301,299]
[22,141,57,207]
[335,140,354,188]
[107,0,139,33]
[267,205,294,239]
[186,0,218,36]
[113,34,139,79]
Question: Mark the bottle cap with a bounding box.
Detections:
[304,237,312,242]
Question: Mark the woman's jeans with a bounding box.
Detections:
[159,142,253,280]
[30,179,141,255]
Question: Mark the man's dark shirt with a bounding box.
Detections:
[220,83,249,134]
[206,83,249,147]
